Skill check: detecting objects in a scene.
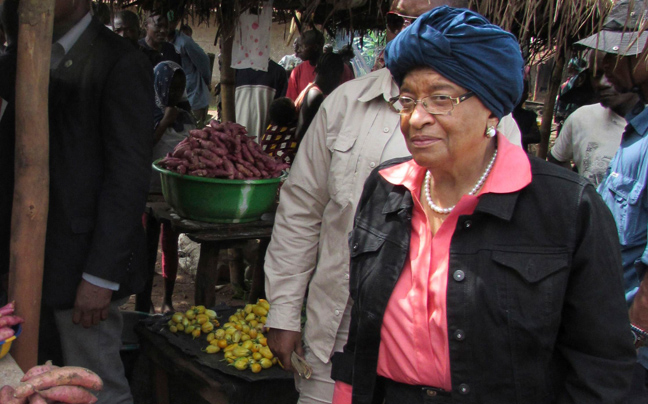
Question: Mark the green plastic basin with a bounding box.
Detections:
[153,160,284,223]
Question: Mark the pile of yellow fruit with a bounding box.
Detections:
[167,305,221,339]
[204,299,279,373]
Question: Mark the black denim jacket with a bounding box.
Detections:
[331,156,636,404]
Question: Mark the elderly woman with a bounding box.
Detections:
[330,7,636,404]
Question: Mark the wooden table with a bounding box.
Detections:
[135,323,298,404]
[143,202,274,308]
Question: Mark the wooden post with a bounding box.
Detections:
[8,0,54,371]
[219,4,236,123]
[537,53,564,159]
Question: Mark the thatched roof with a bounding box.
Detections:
[111,0,612,61]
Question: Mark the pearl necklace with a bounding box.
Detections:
[424,149,498,215]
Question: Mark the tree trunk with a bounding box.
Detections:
[537,53,564,159]
[219,4,236,123]
[8,0,55,371]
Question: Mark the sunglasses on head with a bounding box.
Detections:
[386,11,418,33]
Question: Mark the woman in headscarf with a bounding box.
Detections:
[330,6,635,404]
[147,61,196,313]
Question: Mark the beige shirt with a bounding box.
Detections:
[264,68,522,363]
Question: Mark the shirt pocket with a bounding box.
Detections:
[606,173,646,245]
[328,132,357,206]
[348,227,386,300]
[491,250,569,334]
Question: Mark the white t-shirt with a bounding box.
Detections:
[550,103,625,186]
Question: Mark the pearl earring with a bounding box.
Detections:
[485,126,497,138]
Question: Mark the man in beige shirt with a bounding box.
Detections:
[264,1,521,403]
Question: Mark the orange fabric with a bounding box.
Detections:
[332,134,531,403]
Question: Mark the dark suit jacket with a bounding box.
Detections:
[44,18,154,309]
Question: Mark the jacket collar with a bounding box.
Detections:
[378,135,531,221]
[357,68,399,103]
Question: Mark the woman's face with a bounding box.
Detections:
[168,71,186,107]
[399,67,497,170]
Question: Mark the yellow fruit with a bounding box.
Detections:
[196,314,209,325]
[244,304,254,314]
[192,329,201,339]
[260,316,267,324]
[259,346,274,359]
[181,318,190,328]
[205,309,217,319]
[233,357,249,370]
[251,363,262,373]
[176,324,185,332]
[201,322,214,333]
[240,334,251,342]
[259,358,273,369]
[204,345,220,354]
[257,299,270,311]
[195,305,206,314]
[258,337,267,347]
[229,315,238,322]
[217,339,228,349]
[241,340,254,350]
[248,329,258,339]
[215,329,226,339]
[245,312,256,322]
[251,343,262,353]
[232,347,251,357]
[232,331,242,343]
[252,306,268,317]
[206,333,215,342]
[225,327,237,335]
[185,310,196,320]
[252,352,263,361]
[242,325,250,334]
[185,325,195,334]
[169,326,178,333]
[172,313,184,324]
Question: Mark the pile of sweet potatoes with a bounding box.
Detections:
[157,120,289,180]
[0,363,103,403]
[0,302,24,342]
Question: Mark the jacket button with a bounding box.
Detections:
[335,309,340,315]
[426,390,437,396]
[352,243,359,251]
[453,270,465,282]
[458,383,470,395]
[345,274,349,280]
[463,220,472,228]
[454,329,465,341]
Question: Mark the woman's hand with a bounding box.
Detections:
[154,107,180,143]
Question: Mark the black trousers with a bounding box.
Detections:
[382,378,452,404]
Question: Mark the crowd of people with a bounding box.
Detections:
[0,0,647,403]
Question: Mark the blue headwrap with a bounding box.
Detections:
[384,6,524,119]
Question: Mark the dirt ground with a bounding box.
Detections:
[120,250,246,315]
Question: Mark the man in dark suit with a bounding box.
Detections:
[40,1,154,402]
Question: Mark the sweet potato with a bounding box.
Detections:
[0,326,15,341]
[21,361,58,383]
[0,315,24,328]
[38,386,97,404]
[189,129,208,139]
[0,301,14,316]
[27,394,48,404]
[13,367,103,398]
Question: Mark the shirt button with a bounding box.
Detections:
[463,220,472,228]
[459,383,470,395]
[335,309,340,315]
[345,274,350,280]
[454,329,466,341]
[453,270,465,282]
[352,243,359,251]
[369,162,376,168]
[426,390,437,397]
[383,127,390,133]
[613,45,619,51]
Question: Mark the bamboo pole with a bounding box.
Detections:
[8,0,54,371]
[537,53,564,159]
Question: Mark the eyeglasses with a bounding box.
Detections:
[386,11,417,33]
[388,92,475,116]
